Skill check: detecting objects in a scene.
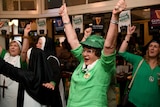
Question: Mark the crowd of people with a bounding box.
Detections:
[0,23,65,107]
[0,0,160,107]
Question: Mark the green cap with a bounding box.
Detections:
[80,35,104,49]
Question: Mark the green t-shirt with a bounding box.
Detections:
[67,45,116,107]
[119,51,160,107]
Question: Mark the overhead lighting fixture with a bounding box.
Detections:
[143,8,150,12]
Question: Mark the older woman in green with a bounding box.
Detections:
[68,35,116,107]
[59,0,126,106]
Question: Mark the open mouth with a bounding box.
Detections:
[84,57,90,63]
[84,57,89,60]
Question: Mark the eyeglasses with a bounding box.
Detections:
[82,49,95,54]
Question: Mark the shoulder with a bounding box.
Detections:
[47,55,60,66]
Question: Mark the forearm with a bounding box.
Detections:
[81,35,88,42]
[64,23,77,40]
[63,23,80,50]
[107,14,119,45]
[21,24,31,62]
[60,4,80,49]
[0,22,4,28]
[103,0,126,55]
[0,46,3,55]
[104,14,119,54]
[119,34,131,52]
[21,36,30,62]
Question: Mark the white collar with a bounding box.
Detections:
[82,59,98,72]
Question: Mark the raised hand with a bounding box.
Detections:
[59,3,69,22]
[0,22,4,28]
[113,0,127,15]
[84,27,92,38]
[127,25,136,35]
[24,23,31,36]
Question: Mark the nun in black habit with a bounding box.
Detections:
[0,47,62,107]
[36,36,66,107]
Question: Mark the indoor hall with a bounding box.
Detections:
[0,0,160,107]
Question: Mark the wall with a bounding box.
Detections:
[0,36,6,49]
[0,0,160,18]
[133,20,152,46]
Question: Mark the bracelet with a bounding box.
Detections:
[124,40,129,43]
[63,22,71,25]
[22,51,27,53]
[110,20,119,24]
[23,36,29,39]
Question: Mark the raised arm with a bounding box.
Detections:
[0,21,4,28]
[20,23,31,62]
[0,22,5,55]
[103,0,126,55]
[81,27,92,42]
[0,46,3,55]
[119,25,136,52]
[59,3,80,50]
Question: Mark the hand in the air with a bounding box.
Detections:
[112,0,127,15]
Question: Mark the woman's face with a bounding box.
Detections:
[9,41,21,56]
[82,47,98,65]
[36,38,43,49]
[148,42,160,58]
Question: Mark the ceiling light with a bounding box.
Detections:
[143,8,150,12]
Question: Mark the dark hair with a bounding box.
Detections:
[95,48,101,57]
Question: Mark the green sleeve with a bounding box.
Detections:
[20,58,27,69]
[71,45,83,62]
[118,51,142,64]
[0,49,7,58]
[50,81,56,86]
[101,50,116,73]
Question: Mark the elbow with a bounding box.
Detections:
[103,46,115,55]
[104,42,115,49]
[118,50,125,53]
